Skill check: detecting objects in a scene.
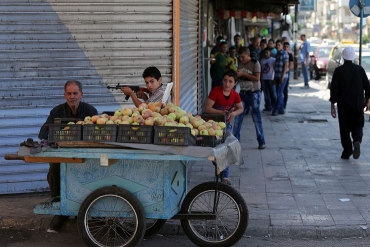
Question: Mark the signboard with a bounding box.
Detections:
[349,0,370,18]
[299,0,316,12]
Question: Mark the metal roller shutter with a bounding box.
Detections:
[0,0,173,194]
[178,0,201,114]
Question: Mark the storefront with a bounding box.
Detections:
[0,0,202,194]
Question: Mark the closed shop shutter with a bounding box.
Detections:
[0,0,173,194]
[178,0,201,114]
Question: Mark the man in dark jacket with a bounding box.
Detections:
[330,47,370,159]
[38,80,98,231]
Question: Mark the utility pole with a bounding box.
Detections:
[293,4,298,79]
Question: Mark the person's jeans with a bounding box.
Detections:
[301,62,309,86]
[218,122,232,179]
[283,72,290,109]
[273,78,288,114]
[233,90,265,145]
[261,80,276,111]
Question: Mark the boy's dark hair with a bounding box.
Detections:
[268,38,275,44]
[264,48,271,52]
[142,66,161,80]
[283,42,290,46]
[229,46,236,53]
[238,46,250,55]
[275,39,282,45]
[260,39,267,45]
[220,41,228,46]
[65,80,82,92]
[223,69,238,83]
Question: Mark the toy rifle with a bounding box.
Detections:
[106,83,147,100]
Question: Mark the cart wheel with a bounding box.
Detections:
[180,182,248,247]
[145,219,167,237]
[77,186,146,247]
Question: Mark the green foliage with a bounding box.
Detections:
[362,34,369,44]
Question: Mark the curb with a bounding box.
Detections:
[1,216,369,240]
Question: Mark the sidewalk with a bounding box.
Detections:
[1,78,370,239]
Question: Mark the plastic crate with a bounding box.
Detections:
[117,125,154,144]
[83,124,117,142]
[196,133,224,147]
[200,114,226,123]
[48,124,82,142]
[154,126,196,146]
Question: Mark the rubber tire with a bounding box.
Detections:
[77,186,146,247]
[180,182,248,247]
[145,219,167,237]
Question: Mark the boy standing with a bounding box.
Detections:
[211,42,228,88]
[233,47,266,149]
[272,40,289,116]
[204,69,244,184]
[226,46,238,71]
[260,49,276,113]
[121,66,171,107]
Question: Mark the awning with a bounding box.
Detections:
[219,10,282,20]
[213,0,299,15]
[219,10,268,20]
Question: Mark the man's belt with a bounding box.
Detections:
[240,89,260,94]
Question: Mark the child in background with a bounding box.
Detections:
[226,46,238,71]
[121,66,171,107]
[260,49,276,113]
[204,69,244,185]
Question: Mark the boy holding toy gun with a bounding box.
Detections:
[121,66,171,107]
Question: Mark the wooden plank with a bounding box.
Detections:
[4,154,24,160]
[56,141,127,149]
[24,157,84,163]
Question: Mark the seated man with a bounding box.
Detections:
[38,80,98,231]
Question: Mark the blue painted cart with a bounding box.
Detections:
[20,137,248,247]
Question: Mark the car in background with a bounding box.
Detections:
[326,44,370,88]
[321,39,336,46]
[308,45,333,80]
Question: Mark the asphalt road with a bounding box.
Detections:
[2,229,370,247]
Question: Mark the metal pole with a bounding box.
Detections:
[360,0,364,66]
[293,4,298,79]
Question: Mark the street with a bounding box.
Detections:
[3,228,370,247]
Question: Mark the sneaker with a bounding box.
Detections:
[262,109,272,113]
[49,215,69,231]
[278,110,285,114]
[221,178,231,185]
[353,142,361,159]
[258,144,266,149]
[271,112,278,116]
[300,85,310,89]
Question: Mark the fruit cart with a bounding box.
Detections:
[6,133,248,247]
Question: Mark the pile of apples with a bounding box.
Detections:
[77,102,226,137]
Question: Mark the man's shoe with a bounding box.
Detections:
[300,85,310,89]
[49,215,69,231]
[341,155,350,160]
[278,110,285,114]
[271,112,278,116]
[262,109,272,113]
[258,144,266,149]
[221,178,231,185]
[353,142,361,159]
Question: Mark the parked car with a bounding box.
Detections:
[308,45,333,80]
[326,44,370,88]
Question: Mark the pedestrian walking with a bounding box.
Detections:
[330,47,370,159]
